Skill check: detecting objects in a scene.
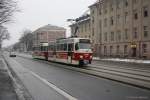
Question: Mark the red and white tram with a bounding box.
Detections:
[32,42,48,60]
[32,38,93,66]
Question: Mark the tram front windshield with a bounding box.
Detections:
[75,39,91,50]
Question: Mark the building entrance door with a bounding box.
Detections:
[132,48,137,57]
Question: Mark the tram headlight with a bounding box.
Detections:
[80,55,83,59]
[90,55,93,59]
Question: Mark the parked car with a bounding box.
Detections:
[9,52,16,57]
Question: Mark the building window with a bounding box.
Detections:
[92,28,94,36]
[125,0,128,7]
[133,10,138,20]
[104,8,107,14]
[110,46,113,56]
[133,27,138,39]
[104,4,107,14]
[116,0,121,9]
[81,25,83,32]
[125,29,128,40]
[133,0,137,4]
[143,6,148,17]
[144,26,148,37]
[104,32,107,41]
[125,12,128,23]
[84,24,86,32]
[124,45,128,54]
[110,16,114,25]
[116,45,120,54]
[110,4,113,11]
[111,32,114,41]
[99,20,102,29]
[92,17,94,23]
[104,18,107,27]
[117,15,120,24]
[142,44,147,53]
[104,46,107,55]
[92,40,95,44]
[92,10,94,14]
[89,23,91,29]
[117,31,121,41]
[99,8,102,15]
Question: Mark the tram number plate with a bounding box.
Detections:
[84,60,89,64]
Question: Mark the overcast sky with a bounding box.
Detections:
[3,0,96,47]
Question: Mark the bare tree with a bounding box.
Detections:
[19,29,33,52]
[0,0,17,25]
[13,42,20,51]
[0,26,10,48]
[0,0,17,49]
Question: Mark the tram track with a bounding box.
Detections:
[87,65,150,78]
[91,63,150,73]
[86,66,150,82]
[12,53,150,90]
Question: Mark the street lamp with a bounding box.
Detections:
[67,18,78,38]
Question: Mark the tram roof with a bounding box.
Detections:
[56,37,90,40]
[56,37,90,43]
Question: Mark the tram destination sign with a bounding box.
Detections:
[79,39,90,43]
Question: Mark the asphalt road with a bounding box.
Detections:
[12,56,150,100]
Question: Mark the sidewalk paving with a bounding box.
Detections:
[0,55,18,100]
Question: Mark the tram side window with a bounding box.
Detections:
[33,47,39,51]
[49,45,54,51]
[56,45,58,51]
[49,45,51,51]
[53,45,56,51]
[36,47,39,51]
[41,46,43,51]
[46,46,48,51]
[52,45,54,51]
[57,44,60,51]
[41,46,48,51]
[33,47,35,51]
[68,43,74,51]
[61,44,64,51]
[36,47,41,51]
[75,43,79,50]
[59,44,61,51]
[64,43,67,51]
[33,47,36,51]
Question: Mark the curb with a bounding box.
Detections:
[2,55,33,100]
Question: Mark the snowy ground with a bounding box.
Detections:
[93,57,150,64]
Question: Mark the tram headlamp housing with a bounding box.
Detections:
[90,55,93,59]
[80,55,83,59]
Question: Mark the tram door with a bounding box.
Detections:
[68,43,73,63]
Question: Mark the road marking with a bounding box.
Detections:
[8,56,78,100]
[30,71,78,100]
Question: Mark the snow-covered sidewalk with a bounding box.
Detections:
[16,52,32,58]
[93,57,150,64]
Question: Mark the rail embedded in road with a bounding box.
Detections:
[15,53,150,90]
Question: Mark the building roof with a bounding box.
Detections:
[88,0,104,8]
[69,14,90,27]
[34,24,66,33]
